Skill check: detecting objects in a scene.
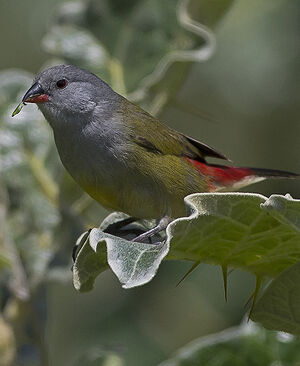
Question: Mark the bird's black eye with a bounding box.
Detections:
[56,79,67,89]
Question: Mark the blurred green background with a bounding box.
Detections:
[0,0,300,365]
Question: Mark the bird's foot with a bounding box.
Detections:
[132,216,171,244]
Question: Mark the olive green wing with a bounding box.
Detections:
[123,99,228,162]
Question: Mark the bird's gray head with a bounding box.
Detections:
[22,64,119,128]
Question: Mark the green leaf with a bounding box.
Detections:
[73,230,109,292]
[251,261,300,335]
[157,321,300,366]
[167,193,300,278]
[11,102,25,117]
[73,213,168,291]
[73,193,300,298]
[261,193,300,233]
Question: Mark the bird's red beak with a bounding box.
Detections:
[22,82,49,103]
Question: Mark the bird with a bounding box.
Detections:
[16,64,298,242]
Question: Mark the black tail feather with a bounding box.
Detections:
[247,167,299,179]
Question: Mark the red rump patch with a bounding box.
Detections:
[185,157,254,185]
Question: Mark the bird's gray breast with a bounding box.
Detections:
[53,114,129,190]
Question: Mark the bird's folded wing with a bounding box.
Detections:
[123,99,228,163]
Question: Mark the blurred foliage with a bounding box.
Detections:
[158,321,300,366]
[0,314,16,366]
[42,0,233,113]
[0,62,107,366]
[71,348,124,366]
[1,0,300,365]
[251,261,300,335]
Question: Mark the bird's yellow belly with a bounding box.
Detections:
[78,180,123,212]
[74,152,212,219]
[76,174,172,219]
